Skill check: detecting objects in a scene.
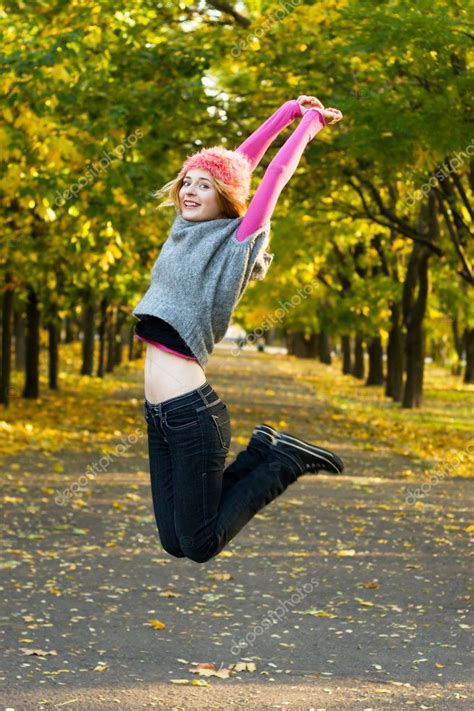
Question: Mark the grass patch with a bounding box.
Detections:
[283,354,473,478]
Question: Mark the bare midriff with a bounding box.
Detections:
[143,342,206,404]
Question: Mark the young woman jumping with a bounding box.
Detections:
[132,95,344,564]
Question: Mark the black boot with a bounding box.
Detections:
[254,423,344,475]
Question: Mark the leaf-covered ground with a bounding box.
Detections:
[1,344,472,709]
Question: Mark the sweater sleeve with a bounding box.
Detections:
[235,108,327,243]
[235,99,303,172]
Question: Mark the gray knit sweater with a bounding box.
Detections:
[131,213,274,369]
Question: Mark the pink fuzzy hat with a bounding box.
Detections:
[177,145,252,205]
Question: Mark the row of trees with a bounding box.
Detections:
[1,299,468,406]
[1,0,472,410]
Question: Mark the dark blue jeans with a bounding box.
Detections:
[143,380,302,563]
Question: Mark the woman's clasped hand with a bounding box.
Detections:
[296,94,343,125]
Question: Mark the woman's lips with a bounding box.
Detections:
[183,201,200,208]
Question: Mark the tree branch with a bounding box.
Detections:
[205,1,251,27]
[433,189,473,284]
[348,175,444,257]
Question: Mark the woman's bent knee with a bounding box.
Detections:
[159,537,186,558]
[179,538,217,563]
[184,549,216,564]
[163,545,186,558]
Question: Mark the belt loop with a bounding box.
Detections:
[196,381,211,406]
[148,400,163,420]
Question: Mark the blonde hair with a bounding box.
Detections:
[151,172,247,218]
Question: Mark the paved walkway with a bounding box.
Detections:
[1,347,472,709]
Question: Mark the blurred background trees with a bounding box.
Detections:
[1,0,472,409]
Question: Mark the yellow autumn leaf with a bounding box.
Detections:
[125,492,141,501]
[355,598,375,607]
[207,572,233,580]
[93,663,109,672]
[230,662,257,672]
[146,618,166,629]
[20,648,57,656]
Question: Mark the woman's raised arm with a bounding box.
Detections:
[234,100,304,172]
[235,108,327,242]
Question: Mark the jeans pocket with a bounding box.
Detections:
[210,408,231,451]
[164,406,199,431]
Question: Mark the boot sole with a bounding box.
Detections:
[254,424,344,474]
[278,434,344,473]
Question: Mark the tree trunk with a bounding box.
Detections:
[341,335,352,374]
[403,318,427,408]
[14,304,26,371]
[1,273,14,406]
[128,322,136,361]
[23,286,41,399]
[48,320,59,390]
[64,315,75,344]
[402,246,430,408]
[290,331,312,358]
[402,191,437,409]
[319,331,331,364]
[114,311,128,367]
[451,315,462,376]
[97,298,107,378]
[352,333,365,379]
[386,302,404,401]
[463,327,474,384]
[366,335,384,385]
[306,333,319,358]
[81,300,96,376]
[106,305,115,373]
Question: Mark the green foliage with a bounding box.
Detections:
[0,0,471,354]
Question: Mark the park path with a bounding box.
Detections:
[1,345,472,710]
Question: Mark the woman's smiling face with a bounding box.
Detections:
[179,169,225,221]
